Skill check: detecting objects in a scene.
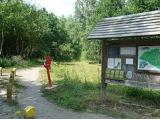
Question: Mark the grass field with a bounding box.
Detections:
[40,62,160,118]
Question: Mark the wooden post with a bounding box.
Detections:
[46,67,52,87]
[12,68,16,77]
[101,40,108,101]
[11,70,15,80]
[7,72,14,102]
[0,67,2,76]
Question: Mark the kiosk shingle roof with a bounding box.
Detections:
[88,10,160,39]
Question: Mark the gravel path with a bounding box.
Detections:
[17,67,111,119]
[0,97,16,119]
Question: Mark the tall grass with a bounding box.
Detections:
[41,62,160,112]
[124,87,160,105]
[42,62,101,111]
[107,83,160,106]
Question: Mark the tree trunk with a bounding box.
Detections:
[0,28,4,56]
[20,36,23,56]
[16,36,19,55]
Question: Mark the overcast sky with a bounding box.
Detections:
[24,0,76,17]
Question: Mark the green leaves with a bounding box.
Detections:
[0,0,76,60]
[2,0,160,61]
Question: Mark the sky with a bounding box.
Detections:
[25,0,76,17]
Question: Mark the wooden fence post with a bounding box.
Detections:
[12,68,16,77]
[7,72,14,102]
[101,41,108,102]
[0,67,2,76]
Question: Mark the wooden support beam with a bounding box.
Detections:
[101,40,108,101]
[7,72,14,102]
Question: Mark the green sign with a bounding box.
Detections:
[138,46,160,71]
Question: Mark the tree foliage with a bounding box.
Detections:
[0,0,77,61]
[1,0,160,61]
[70,0,160,62]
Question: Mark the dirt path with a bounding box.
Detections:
[0,95,17,119]
[17,67,111,119]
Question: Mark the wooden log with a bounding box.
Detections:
[11,68,16,80]
[101,41,108,101]
[7,72,14,102]
[12,68,16,76]
[11,71,15,80]
[7,83,12,101]
[10,72,14,81]
[0,67,2,76]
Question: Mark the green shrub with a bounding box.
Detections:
[0,58,16,67]
[0,57,43,68]
[125,87,160,105]
[108,84,160,105]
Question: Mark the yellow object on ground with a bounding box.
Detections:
[24,106,36,118]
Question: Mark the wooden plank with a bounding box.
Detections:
[88,28,160,38]
[106,39,160,46]
[101,41,108,100]
[88,31,160,40]
[92,26,160,34]
[7,72,14,102]
[90,25,160,36]
[90,32,160,37]
[0,67,2,76]
[89,30,160,37]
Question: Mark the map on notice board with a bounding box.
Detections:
[138,46,160,71]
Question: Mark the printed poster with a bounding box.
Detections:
[108,58,121,69]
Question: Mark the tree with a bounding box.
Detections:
[61,16,82,60]
[127,0,160,14]
[0,0,76,61]
[74,0,101,62]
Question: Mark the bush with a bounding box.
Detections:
[0,58,16,67]
[108,84,160,105]
[0,57,43,68]
[125,87,160,105]
[11,56,23,63]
